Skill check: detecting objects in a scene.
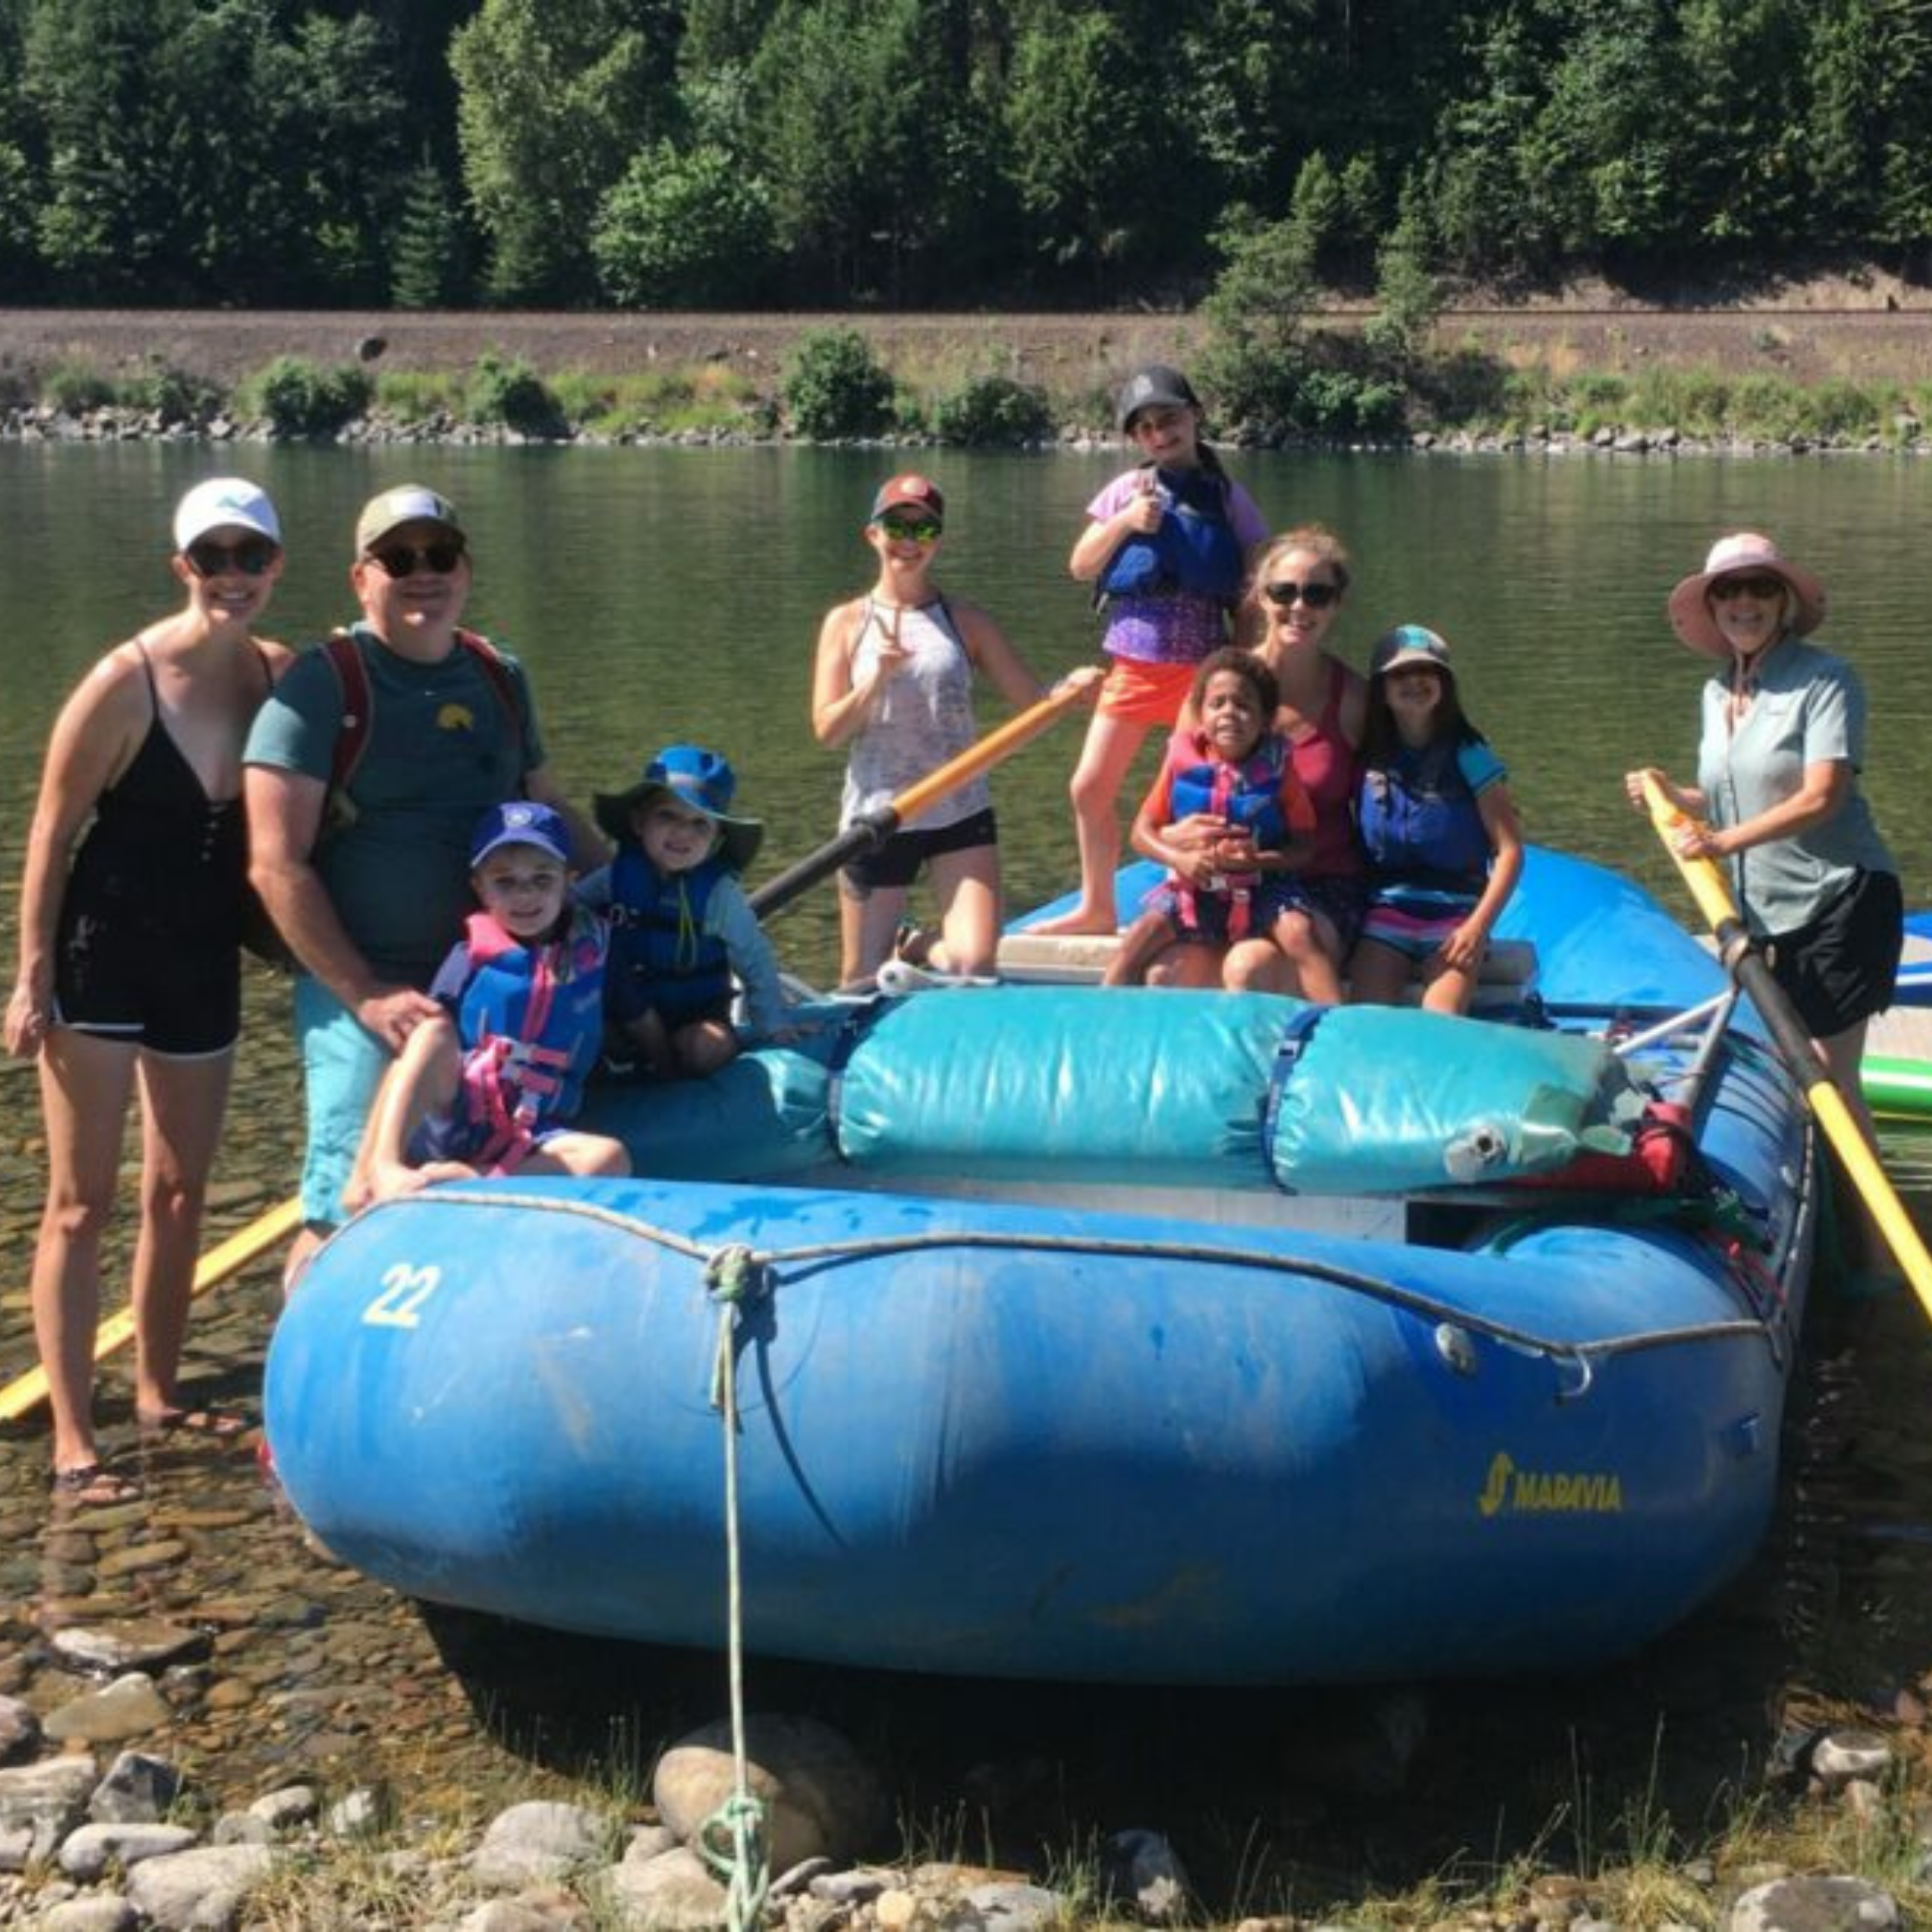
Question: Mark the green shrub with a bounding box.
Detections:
[466,351,564,436]
[246,356,371,438]
[781,328,894,439]
[43,357,115,414]
[931,374,1053,447]
[125,358,223,426]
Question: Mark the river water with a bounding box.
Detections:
[3,441,1932,1903]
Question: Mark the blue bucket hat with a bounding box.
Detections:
[594,745,764,873]
[470,800,571,869]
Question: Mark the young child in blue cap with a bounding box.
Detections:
[578,744,792,1078]
[346,800,629,1204]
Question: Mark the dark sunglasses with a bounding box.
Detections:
[1709,573,1783,601]
[368,539,466,578]
[878,516,941,542]
[1263,579,1340,610]
[186,537,279,578]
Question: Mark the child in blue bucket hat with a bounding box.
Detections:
[580,745,792,1078]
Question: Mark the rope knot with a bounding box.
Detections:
[705,1243,765,1307]
[697,1788,771,1930]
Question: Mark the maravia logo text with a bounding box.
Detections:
[1477,1451,1623,1518]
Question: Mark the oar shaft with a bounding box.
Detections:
[1640,775,1932,1315]
[0,1195,302,1423]
[749,681,1088,923]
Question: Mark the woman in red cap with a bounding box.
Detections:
[811,474,1100,986]
[1626,530,1900,1280]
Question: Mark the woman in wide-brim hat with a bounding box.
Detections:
[1625,529,1901,1278]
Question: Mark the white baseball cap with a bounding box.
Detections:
[173,478,281,553]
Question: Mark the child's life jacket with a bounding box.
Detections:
[604,848,735,1029]
[1358,740,1497,894]
[441,905,608,1173]
[1159,733,1310,943]
[1097,466,1244,603]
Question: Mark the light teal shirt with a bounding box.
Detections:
[1694,635,1894,937]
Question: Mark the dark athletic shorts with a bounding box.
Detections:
[1765,868,1903,1039]
[54,918,241,1058]
[841,808,998,897]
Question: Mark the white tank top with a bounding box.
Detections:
[839,596,988,832]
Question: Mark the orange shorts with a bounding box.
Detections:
[1097,657,1197,725]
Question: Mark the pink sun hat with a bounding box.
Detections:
[1666,531,1826,658]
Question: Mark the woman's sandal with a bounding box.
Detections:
[891,921,940,968]
[137,1404,251,1442]
[49,1463,143,1508]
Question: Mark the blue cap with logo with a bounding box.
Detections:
[469,800,571,869]
[1369,623,1454,679]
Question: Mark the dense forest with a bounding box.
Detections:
[2,0,1930,312]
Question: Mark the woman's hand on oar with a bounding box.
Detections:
[0,1195,302,1423]
[1638,774,1932,1315]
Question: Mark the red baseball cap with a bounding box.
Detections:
[869,474,945,524]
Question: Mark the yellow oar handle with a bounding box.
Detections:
[890,678,1089,825]
[1638,774,1932,1316]
[0,1195,302,1423]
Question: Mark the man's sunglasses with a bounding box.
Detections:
[186,537,279,579]
[367,539,467,578]
[1262,579,1340,609]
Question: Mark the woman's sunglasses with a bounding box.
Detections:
[186,537,279,579]
[1263,580,1340,609]
[878,516,941,543]
[1709,574,1783,601]
[368,539,467,578]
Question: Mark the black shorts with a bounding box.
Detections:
[1766,868,1903,1039]
[54,915,242,1057]
[841,808,998,897]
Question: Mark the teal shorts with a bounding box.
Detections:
[294,975,391,1229]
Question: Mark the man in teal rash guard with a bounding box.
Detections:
[243,485,603,1285]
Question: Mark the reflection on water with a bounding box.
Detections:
[2,446,1932,1890]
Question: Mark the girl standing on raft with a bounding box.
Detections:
[5,480,294,1506]
[811,473,1100,986]
[1033,365,1269,937]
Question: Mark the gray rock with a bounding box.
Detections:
[1811,1730,1891,1790]
[326,1786,387,1838]
[58,1820,199,1880]
[1100,1829,1190,1924]
[38,1898,139,1932]
[245,1784,318,1830]
[211,1812,276,1847]
[808,1867,891,1907]
[89,1749,183,1823]
[606,1843,729,1930]
[123,1843,275,1930]
[471,1798,608,1888]
[42,1673,171,1746]
[457,1902,574,1931]
[0,1694,39,1765]
[622,1823,679,1865]
[50,1620,206,1677]
[654,1714,886,1872]
[1728,1875,1900,1931]
[0,1755,97,1869]
[965,1881,1065,1931]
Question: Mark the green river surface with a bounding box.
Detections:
[3,440,1932,1903]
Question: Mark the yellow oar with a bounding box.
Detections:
[1641,775,1932,1314]
[749,679,1091,919]
[0,1195,302,1423]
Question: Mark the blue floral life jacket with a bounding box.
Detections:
[452,906,608,1170]
[1164,734,1294,942]
[1098,465,1244,601]
[606,848,733,1028]
[1358,741,1491,893]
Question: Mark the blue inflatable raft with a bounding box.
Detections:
[265,849,1816,1685]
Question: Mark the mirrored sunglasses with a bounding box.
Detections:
[878,516,941,543]
[186,537,279,578]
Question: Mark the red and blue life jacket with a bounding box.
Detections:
[1165,736,1295,942]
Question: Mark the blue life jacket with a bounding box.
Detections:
[1358,741,1491,893]
[606,848,734,1027]
[452,906,608,1155]
[1098,466,1244,601]
[1166,737,1295,852]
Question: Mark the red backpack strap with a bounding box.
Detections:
[321,629,374,792]
[454,629,527,743]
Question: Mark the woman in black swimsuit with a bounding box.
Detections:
[5,479,294,1505]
